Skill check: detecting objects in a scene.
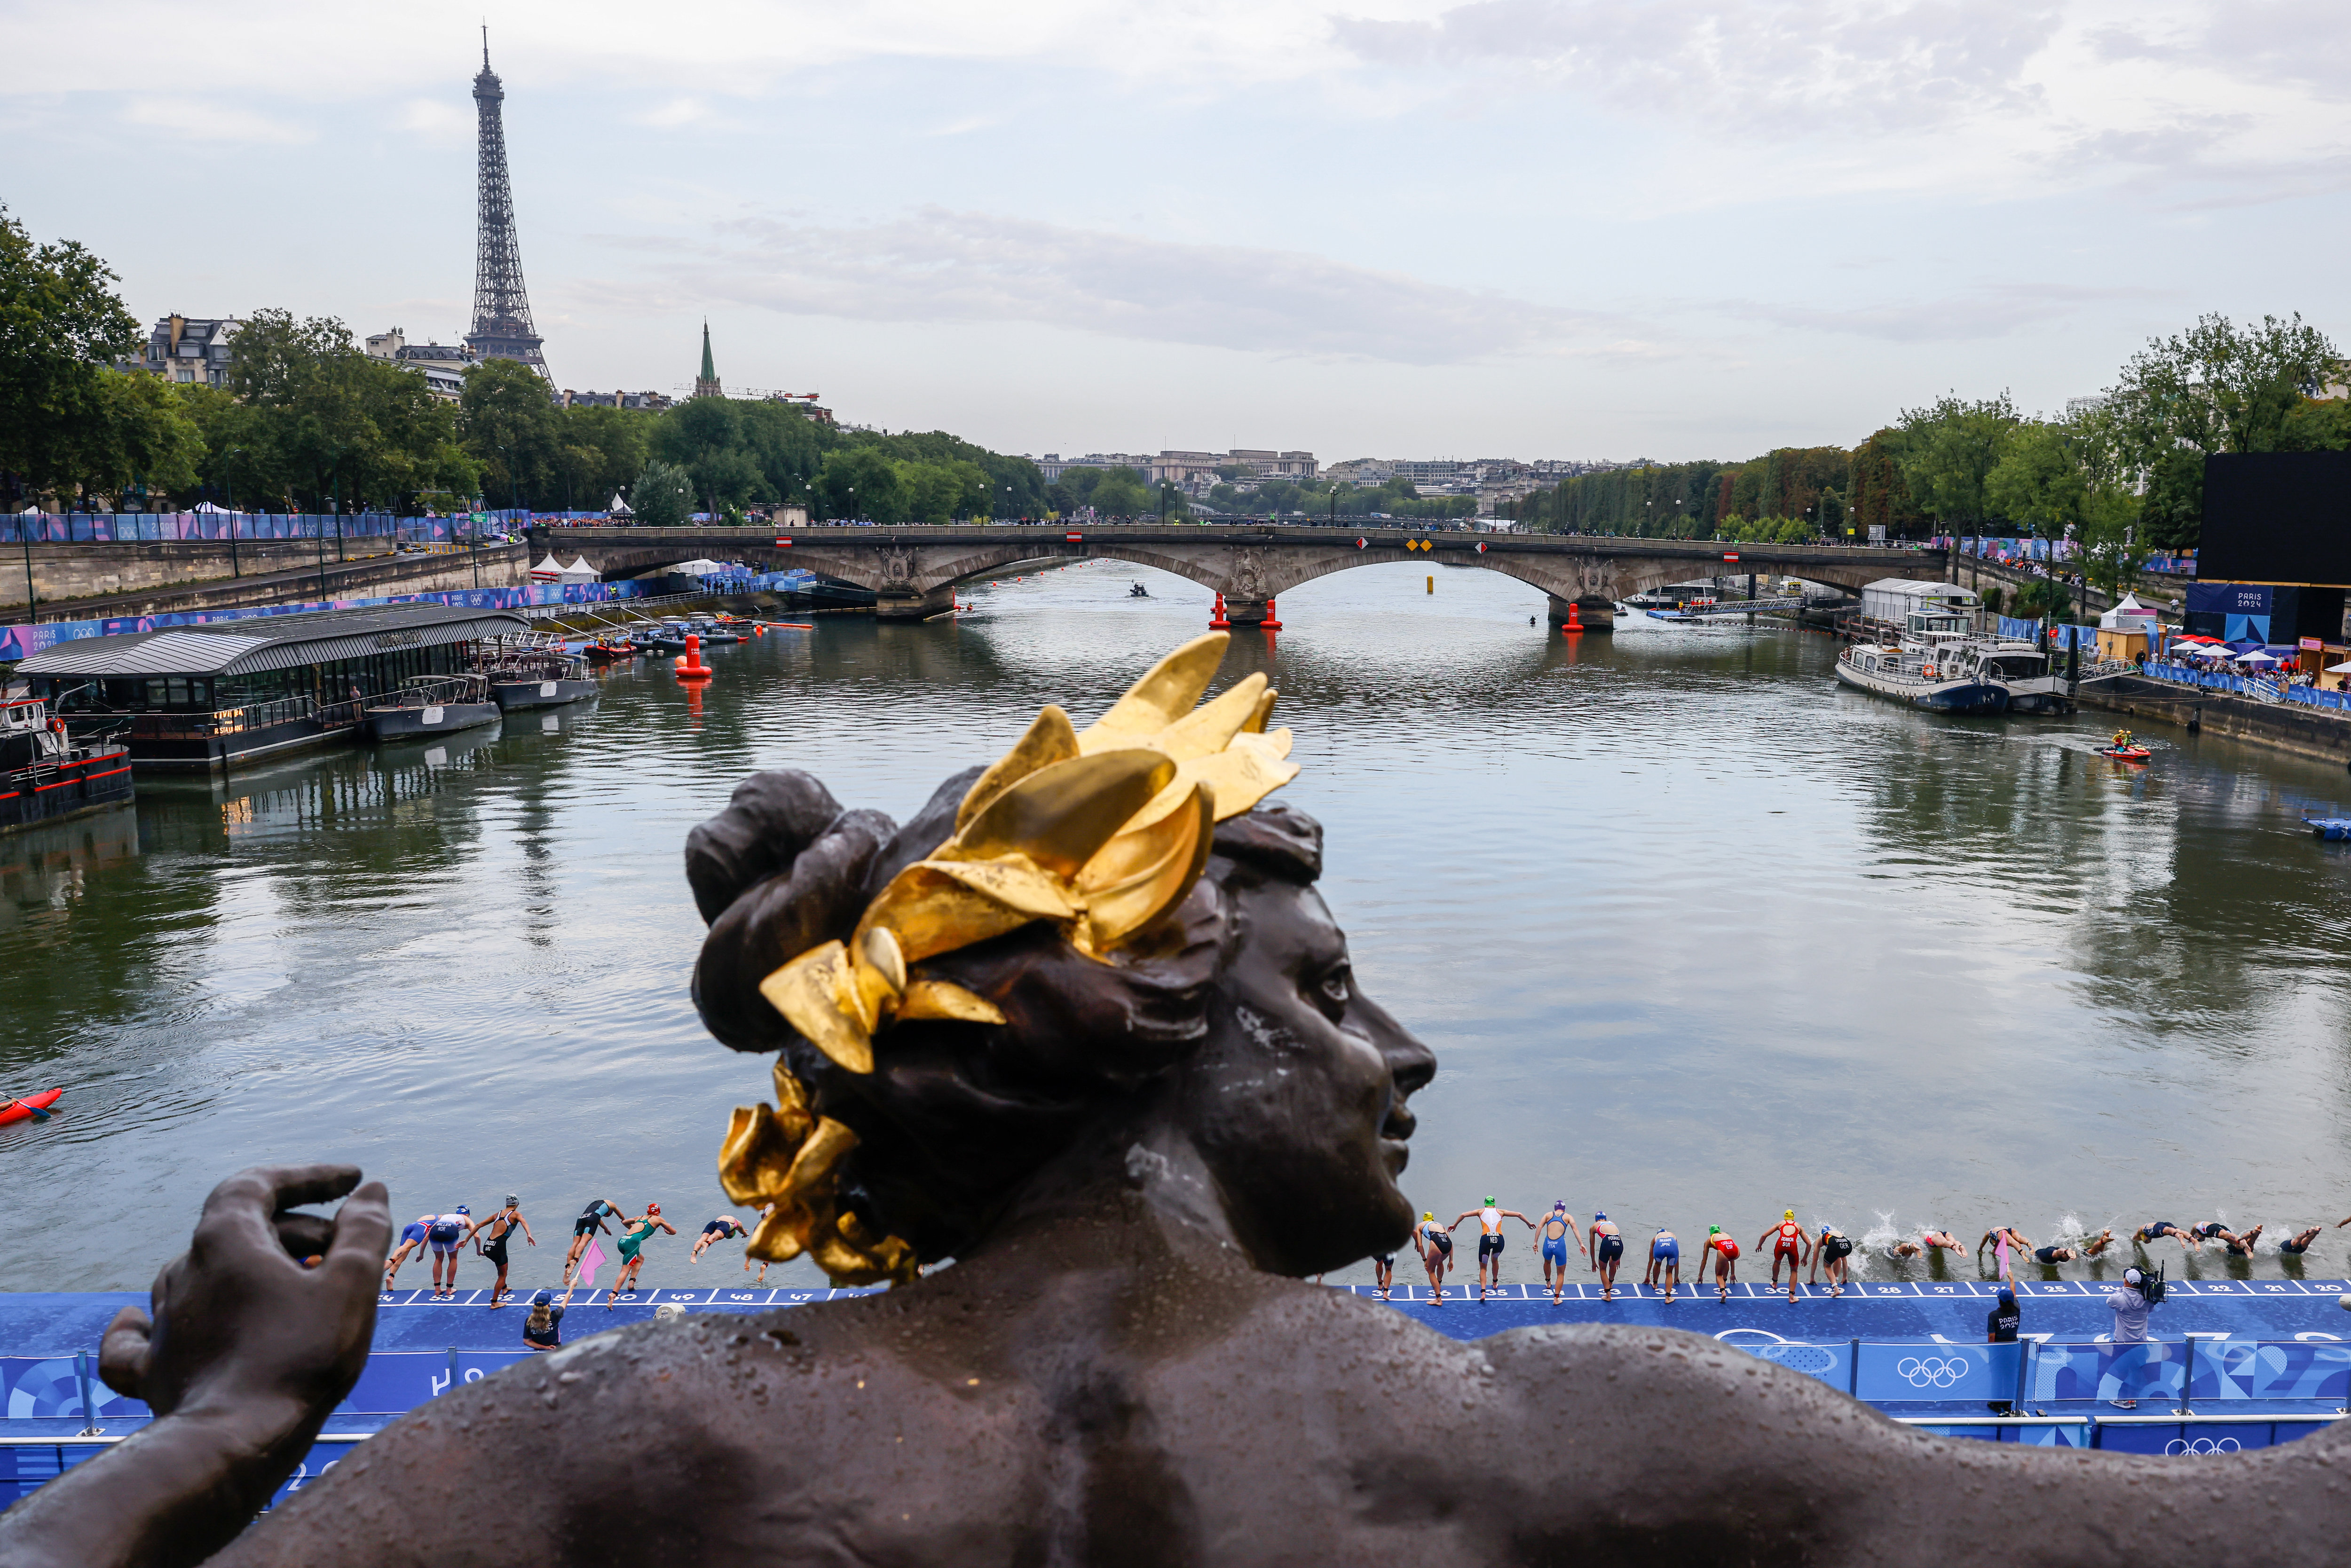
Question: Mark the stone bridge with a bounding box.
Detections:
[530,523,1947,625]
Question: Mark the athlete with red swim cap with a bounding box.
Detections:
[1758,1210,1810,1302]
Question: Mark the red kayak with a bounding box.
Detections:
[0,1088,63,1126]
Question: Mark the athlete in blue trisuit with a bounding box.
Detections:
[1588,1213,1625,1301]
[1411,1212,1455,1302]
[1645,1230,1681,1302]
[1537,1202,1587,1304]
[1451,1197,1535,1302]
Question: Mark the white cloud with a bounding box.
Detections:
[123,98,309,144]
[395,98,473,147]
[1720,283,2174,342]
[579,208,1644,365]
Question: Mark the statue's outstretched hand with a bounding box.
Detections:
[100,1163,389,1423]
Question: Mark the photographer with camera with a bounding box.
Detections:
[2106,1263,2165,1408]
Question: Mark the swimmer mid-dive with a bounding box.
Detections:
[1589,1213,1625,1301]
[2221,1223,2264,1257]
[2032,1244,2078,1265]
[1451,1197,1535,1302]
[1759,1211,1808,1301]
[1536,1202,1586,1304]
[691,1214,749,1263]
[1884,1228,1964,1260]
[1978,1226,2031,1281]
[1703,1226,1739,1301]
[2133,1221,2192,1250]
[2081,1227,2117,1257]
[1645,1229,1681,1302]
[2281,1227,2323,1256]
[383,1213,437,1289]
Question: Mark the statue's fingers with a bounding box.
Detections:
[96,1307,154,1400]
[683,772,846,923]
[275,1214,337,1259]
[193,1164,363,1257]
[319,1180,394,1291]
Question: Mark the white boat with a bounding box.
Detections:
[1835,642,2010,713]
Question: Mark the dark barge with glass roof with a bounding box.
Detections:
[13,604,532,772]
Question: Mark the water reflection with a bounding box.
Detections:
[8,560,2351,1292]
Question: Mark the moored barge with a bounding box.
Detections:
[0,690,133,832]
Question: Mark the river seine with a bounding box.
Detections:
[8,559,2351,1292]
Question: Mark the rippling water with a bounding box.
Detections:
[8,559,2351,1292]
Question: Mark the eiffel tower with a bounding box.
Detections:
[464,28,549,378]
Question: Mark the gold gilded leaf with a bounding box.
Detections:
[1076,632,1229,750]
[746,1205,810,1264]
[1148,673,1267,761]
[770,1063,815,1144]
[1238,726,1293,761]
[898,977,1008,1024]
[1243,688,1277,734]
[1183,744,1298,822]
[1078,782,1214,949]
[955,704,1079,831]
[719,1102,802,1208]
[785,1116,861,1198]
[757,941,874,1074]
[860,864,1054,968]
[947,750,1174,880]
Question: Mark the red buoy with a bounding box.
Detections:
[1260,596,1282,631]
[1563,603,1584,634]
[676,633,714,682]
[1210,592,1230,630]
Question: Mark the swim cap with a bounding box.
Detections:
[1784,1209,1795,1220]
[1554,1200,1567,1210]
[647,1202,661,1214]
[532,1289,552,1306]
[456,1205,469,1215]
[1594,1212,1606,1221]
[1424,1212,1434,1221]
[1484,1196,1496,1206]
[1708,1226,1720,1236]
[506,1193,518,1206]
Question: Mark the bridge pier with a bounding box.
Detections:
[876,586,955,621]
[1223,596,1274,628]
[1547,594,1615,632]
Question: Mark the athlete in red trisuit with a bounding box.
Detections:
[1758,1210,1810,1302]
[1703,1226,1740,1301]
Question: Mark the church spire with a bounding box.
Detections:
[694,319,722,397]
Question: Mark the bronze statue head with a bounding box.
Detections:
[686,635,1435,1284]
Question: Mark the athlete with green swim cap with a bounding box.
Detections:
[1702,1224,1741,1301]
[1450,1196,1535,1302]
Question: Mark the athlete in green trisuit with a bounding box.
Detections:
[604,1203,677,1308]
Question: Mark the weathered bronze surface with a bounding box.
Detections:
[3,636,2337,1568]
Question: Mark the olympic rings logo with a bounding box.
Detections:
[2162,1438,2242,1458]
[1895,1357,1969,1388]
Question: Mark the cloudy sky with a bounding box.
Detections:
[4,0,2347,462]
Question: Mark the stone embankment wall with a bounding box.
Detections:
[2077,677,2351,770]
[2,543,530,621]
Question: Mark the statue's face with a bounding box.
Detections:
[1178,875,1436,1276]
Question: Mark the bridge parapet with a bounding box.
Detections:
[529,523,1945,622]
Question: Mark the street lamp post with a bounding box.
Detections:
[224,447,244,578]
[18,514,34,622]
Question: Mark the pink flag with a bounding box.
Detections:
[576,1237,608,1287]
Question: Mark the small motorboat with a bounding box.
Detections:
[0,1088,64,1126]
[583,638,636,662]
[2097,745,2153,763]
[1129,583,1150,598]
[2307,818,2351,841]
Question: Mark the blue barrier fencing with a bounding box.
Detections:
[2144,661,2325,705]
[0,581,657,665]
[0,511,598,545]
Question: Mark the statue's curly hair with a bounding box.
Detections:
[688,766,1322,1271]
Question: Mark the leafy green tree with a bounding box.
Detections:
[457,355,563,508]
[1087,467,1153,517]
[630,459,694,527]
[1982,421,2085,540]
[0,206,150,504]
[1889,392,2022,529]
[2281,397,2351,451]
[817,445,904,522]
[2102,312,2341,547]
[554,405,655,511]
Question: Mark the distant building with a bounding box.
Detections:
[365,329,475,402]
[560,389,675,411]
[694,321,722,398]
[1036,453,1155,482]
[137,315,237,387]
[1390,459,1466,485]
[2065,395,2109,418]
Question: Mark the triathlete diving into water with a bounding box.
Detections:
[1812,1225,1855,1296]
[1759,1211,1809,1301]
[1411,1212,1455,1302]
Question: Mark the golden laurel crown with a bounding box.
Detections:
[718,632,1300,1284]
